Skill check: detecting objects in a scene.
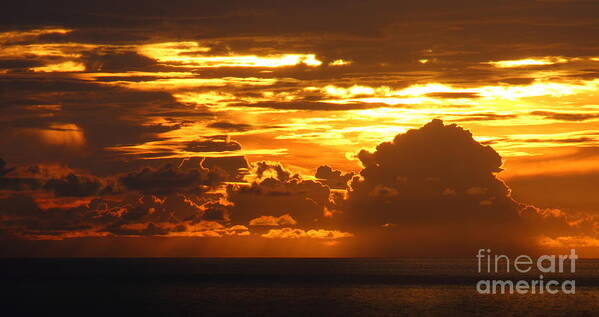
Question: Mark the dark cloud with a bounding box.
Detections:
[202,156,249,182]
[0,159,15,177]
[339,119,588,255]
[315,165,355,189]
[0,194,114,239]
[0,191,241,239]
[207,121,253,132]
[454,113,518,122]
[530,111,599,122]
[184,137,242,153]
[520,137,594,144]
[227,162,333,225]
[0,59,42,70]
[120,164,224,195]
[201,201,230,221]
[345,119,506,223]
[252,161,297,182]
[39,29,148,44]
[44,173,114,197]
[81,51,162,72]
[0,159,41,191]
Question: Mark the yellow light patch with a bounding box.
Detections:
[37,123,85,147]
[0,43,97,58]
[0,28,71,44]
[31,61,85,72]
[486,57,568,68]
[138,41,322,67]
[329,59,352,66]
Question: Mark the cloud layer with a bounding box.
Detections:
[1,120,596,256]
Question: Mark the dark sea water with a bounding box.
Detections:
[2,258,599,316]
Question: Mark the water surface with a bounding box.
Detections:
[2,258,598,316]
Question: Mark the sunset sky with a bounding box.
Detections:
[1,0,599,257]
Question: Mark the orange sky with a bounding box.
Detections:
[1,0,598,257]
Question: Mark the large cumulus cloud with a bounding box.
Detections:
[346,119,509,226]
[338,119,596,255]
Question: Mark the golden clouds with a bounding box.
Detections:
[4,26,597,166]
[0,28,70,44]
[328,59,352,66]
[0,43,97,58]
[139,41,322,67]
[487,57,568,68]
[249,214,297,226]
[261,228,354,239]
[137,41,212,63]
[321,79,599,105]
[164,222,250,238]
[31,61,85,72]
[486,56,599,68]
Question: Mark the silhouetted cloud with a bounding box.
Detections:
[44,173,114,197]
[454,113,518,122]
[207,121,253,132]
[338,119,594,255]
[315,165,355,189]
[184,137,242,153]
[0,159,41,191]
[249,214,297,226]
[0,159,15,177]
[261,228,353,240]
[227,162,333,225]
[530,111,599,121]
[120,164,224,195]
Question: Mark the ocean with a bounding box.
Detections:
[2,258,599,316]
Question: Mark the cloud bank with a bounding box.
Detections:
[1,120,596,256]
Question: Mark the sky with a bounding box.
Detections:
[1,0,599,257]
